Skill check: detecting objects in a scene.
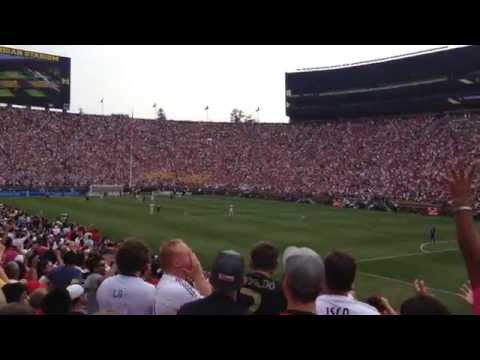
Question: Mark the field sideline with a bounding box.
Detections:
[2,195,472,314]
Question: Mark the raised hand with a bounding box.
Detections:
[447,161,478,207]
[457,281,474,306]
[380,297,398,315]
[414,279,428,296]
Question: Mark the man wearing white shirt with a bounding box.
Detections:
[316,251,379,315]
[154,239,212,315]
[97,240,155,315]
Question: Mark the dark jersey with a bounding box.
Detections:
[177,292,249,315]
[238,271,287,315]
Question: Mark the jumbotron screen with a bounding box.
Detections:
[0,46,70,109]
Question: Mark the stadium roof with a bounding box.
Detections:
[295,46,468,73]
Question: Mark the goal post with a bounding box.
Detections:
[88,184,124,197]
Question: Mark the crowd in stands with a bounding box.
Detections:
[1,107,480,206]
[1,162,479,315]
[1,106,480,315]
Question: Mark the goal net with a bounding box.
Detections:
[89,184,124,197]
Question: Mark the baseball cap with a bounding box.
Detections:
[210,250,245,292]
[66,284,85,301]
[282,246,325,298]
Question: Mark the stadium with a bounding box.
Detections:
[0,45,479,315]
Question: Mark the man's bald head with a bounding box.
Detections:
[29,288,48,310]
[159,239,192,276]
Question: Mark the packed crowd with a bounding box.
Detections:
[1,163,479,315]
[1,107,480,205]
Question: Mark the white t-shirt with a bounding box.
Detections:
[154,274,202,315]
[316,294,380,315]
[96,275,156,315]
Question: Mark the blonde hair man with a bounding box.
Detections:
[154,239,212,315]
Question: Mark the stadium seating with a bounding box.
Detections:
[0,107,479,206]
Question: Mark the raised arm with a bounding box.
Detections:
[448,164,480,286]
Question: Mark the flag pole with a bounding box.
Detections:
[101,98,104,116]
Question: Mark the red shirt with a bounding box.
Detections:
[473,287,480,315]
[147,278,160,287]
[26,281,47,294]
[2,248,19,265]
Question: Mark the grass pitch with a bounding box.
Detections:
[3,195,471,314]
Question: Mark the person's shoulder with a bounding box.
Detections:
[140,279,156,292]
[98,275,117,287]
[349,299,380,315]
[177,297,204,315]
[160,275,199,297]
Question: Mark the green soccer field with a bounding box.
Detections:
[2,195,472,314]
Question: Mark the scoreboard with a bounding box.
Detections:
[0,46,70,109]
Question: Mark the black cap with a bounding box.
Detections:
[210,250,245,292]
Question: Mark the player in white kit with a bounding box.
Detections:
[228,204,234,217]
[149,203,155,215]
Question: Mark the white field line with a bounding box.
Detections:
[419,241,458,254]
[358,241,459,263]
[358,271,459,297]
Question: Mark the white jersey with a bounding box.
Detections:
[316,294,380,315]
[154,274,202,315]
[96,275,156,315]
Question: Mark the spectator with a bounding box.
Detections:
[316,251,379,315]
[43,251,82,290]
[83,252,106,314]
[2,282,28,304]
[447,162,480,314]
[41,288,72,315]
[280,246,324,315]
[67,284,87,315]
[0,302,35,315]
[144,256,162,286]
[400,295,450,315]
[238,241,287,314]
[365,295,398,315]
[2,237,19,266]
[97,239,155,315]
[4,261,20,284]
[29,288,48,314]
[178,250,248,315]
[457,281,474,306]
[0,289,6,308]
[154,239,211,315]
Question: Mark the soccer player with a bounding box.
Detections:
[228,204,235,217]
[149,203,155,215]
[156,203,161,214]
[430,225,437,245]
